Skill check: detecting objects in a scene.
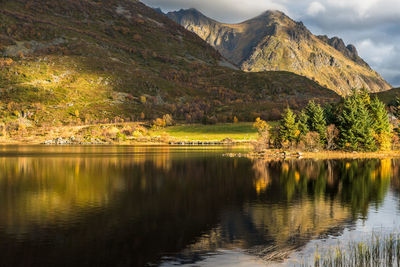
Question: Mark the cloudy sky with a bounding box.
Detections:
[142,0,400,87]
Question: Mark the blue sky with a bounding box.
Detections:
[142,0,400,87]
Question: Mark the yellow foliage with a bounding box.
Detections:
[233,116,239,123]
[294,171,300,182]
[376,132,392,151]
[253,117,269,133]
[0,58,13,67]
[13,111,20,117]
[153,118,166,128]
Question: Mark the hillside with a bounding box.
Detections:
[0,0,338,129]
[167,9,391,95]
[374,87,400,105]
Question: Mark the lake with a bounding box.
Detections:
[0,145,398,266]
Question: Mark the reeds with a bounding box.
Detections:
[301,233,400,266]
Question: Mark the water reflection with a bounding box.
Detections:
[0,146,397,266]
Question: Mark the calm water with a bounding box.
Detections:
[0,146,399,266]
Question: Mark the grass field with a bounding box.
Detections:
[151,123,260,141]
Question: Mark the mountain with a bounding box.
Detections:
[167,9,391,95]
[0,0,338,126]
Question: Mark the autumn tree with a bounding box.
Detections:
[253,117,270,150]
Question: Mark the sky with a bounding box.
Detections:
[142,0,400,87]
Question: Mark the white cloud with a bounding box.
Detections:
[356,39,395,65]
[143,0,289,22]
[326,0,378,16]
[307,2,326,16]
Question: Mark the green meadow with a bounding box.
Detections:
[151,123,260,141]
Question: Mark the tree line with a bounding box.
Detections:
[254,89,393,152]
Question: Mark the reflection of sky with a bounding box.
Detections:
[358,190,400,231]
[160,249,267,267]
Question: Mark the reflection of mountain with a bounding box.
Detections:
[0,148,395,266]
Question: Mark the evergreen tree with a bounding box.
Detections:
[279,108,298,143]
[297,110,309,138]
[370,96,392,150]
[324,102,341,126]
[305,101,327,143]
[394,96,400,119]
[338,91,376,151]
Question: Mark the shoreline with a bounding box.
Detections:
[245,150,400,160]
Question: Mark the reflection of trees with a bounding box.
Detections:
[339,159,391,217]
[0,148,396,266]
[252,159,392,218]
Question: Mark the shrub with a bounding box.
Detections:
[153,117,166,128]
[0,58,13,67]
[116,132,127,141]
[102,127,119,139]
[299,132,322,152]
[162,114,175,126]
[253,118,270,151]
[253,117,269,133]
[326,124,339,150]
[121,126,133,136]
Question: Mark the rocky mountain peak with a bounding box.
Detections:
[317,35,367,66]
[167,9,391,94]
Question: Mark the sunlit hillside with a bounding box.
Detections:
[0,0,339,129]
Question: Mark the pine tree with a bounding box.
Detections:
[394,96,400,119]
[297,110,309,138]
[305,101,327,143]
[279,108,298,143]
[370,96,392,150]
[338,91,376,151]
[324,102,341,126]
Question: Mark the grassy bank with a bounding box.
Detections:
[0,122,260,144]
[151,123,259,142]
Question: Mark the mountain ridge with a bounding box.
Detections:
[167,8,391,95]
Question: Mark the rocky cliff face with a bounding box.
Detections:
[168,9,391,95]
